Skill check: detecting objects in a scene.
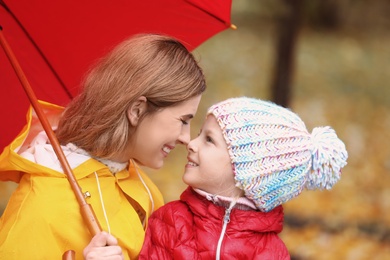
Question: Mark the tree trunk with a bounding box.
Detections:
[271,0,303,108]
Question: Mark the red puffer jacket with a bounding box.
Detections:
[139,187,290,259]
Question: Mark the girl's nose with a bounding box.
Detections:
[187,138,197,152]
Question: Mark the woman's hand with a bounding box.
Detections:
[83,232,124,260]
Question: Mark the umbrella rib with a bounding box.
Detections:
[1,1,73,100]
[186,1,231,26]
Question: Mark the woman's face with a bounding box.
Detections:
[183,115,241,197]
[126,95,202,169]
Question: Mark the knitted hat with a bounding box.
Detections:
[207,97,348,212]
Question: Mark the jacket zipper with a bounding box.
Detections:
[216,207,232,260]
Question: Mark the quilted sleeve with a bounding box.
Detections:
[253,234,291,260]
[139,201,182,259]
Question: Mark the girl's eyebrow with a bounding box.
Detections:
[203,127,217,136]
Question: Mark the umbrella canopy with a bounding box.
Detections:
[0,0,233,151]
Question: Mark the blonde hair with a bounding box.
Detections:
[56,34,206,158]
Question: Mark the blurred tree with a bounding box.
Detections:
[270,0,354,108]
[305,0,343,30]
[270,0,303,108]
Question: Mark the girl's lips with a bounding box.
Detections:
[186,156,198,167]
[186,161,198,167]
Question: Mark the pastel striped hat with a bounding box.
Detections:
[207,97,348,212]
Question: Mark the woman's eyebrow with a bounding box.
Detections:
[182,114,194,120]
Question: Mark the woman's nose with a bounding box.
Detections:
[177,127,191,145]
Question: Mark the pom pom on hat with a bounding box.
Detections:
[307,126,348,190]
[207,97,348,212]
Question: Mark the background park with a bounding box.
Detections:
[1,1,389,259]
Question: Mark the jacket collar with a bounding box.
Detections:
[193,188,257,210]
[181,187,285,234]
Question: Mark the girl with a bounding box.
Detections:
[139,97,348,259]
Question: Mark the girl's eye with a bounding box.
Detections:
[206,136,213,143]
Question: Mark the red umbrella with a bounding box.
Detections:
[0,1,234,257]
[0,0,234,151]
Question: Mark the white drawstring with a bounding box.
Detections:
[132,160,155,214]
[92,161,154,233]
[94,171,111,234]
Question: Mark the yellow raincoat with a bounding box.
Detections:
[0,101,164,259]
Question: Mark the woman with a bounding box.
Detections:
[0,34,206,259]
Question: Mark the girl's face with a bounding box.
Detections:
[126,95,202,169]
[183,115,242,197]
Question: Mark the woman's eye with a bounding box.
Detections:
[180,119,189,125]
[206,136,213,143]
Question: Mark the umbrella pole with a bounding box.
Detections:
[0,27,102,256]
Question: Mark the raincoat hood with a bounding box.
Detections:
[0,101,65,182]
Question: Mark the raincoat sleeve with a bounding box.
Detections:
[0,162,164,260]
